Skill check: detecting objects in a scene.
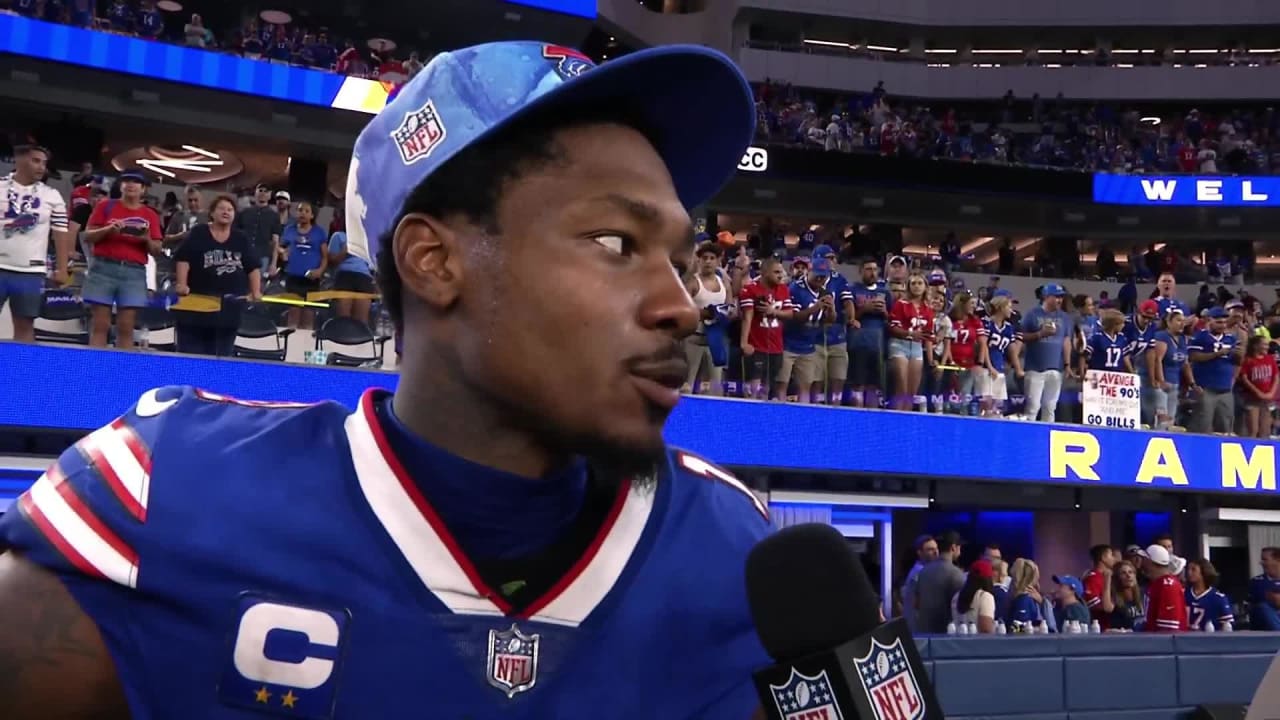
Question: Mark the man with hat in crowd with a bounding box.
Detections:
[1142,544,1188,632]
[233,182,282,279]
[1189,306,1241,433]
[1019,282,1074,422]
[80,169,162,348]
[1051,574,1091,629]
[0,40,775,719]
[811,244,856,404]
[779,255,843,402]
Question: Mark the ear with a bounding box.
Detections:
[393,212,465,311]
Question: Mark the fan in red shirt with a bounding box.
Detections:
[1082,544,1117,630]
[1177,137,1198,172]
[1238,334,1278,438]
[1143,544,1187,632]
[81,171,163,348]
[887,273,935,410]
[738,257,794,400]
[947,292,989,411]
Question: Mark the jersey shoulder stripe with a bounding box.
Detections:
[674,449,769,522]
[74,417,153,522]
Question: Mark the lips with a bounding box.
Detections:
[628,359,689,411]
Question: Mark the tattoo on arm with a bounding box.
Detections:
[0,551,130,719]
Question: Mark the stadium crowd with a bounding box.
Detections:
[900,531,1280,634]
[755,80,1280,174]
[1,0,425,81]
[680,230,1280,438]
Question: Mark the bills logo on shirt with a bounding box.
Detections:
[769,668,845,720]
[542,44,594,80]
[390,98,447,165]
[486,623,540,698]
[853,637,924,720]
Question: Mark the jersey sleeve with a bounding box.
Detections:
[672,449,771,528]
[48,190,69,232]
[0,386,192,588]
[1083,572,1103,609]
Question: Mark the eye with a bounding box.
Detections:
[592,233,631,256]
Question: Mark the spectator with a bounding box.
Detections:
[81,171,161,348]
[952,559,997,634]
[1249,547,1280,631]
[812,245,854,405]
[1143,544,1188,632]
[738,257,791,400]
[1188,307,1239,434]
[1020,283,1073,422]
[948,292,987,415]
[278,200,328,329]
[991,559,1011,621]
[233,183,282,279]
[326,229,377,326]
[1186,559,1234,631]
[172,194,261,356]
[1074,293,1100,344]
[1110,560,1145,630]
[1148,309,1192,429]
[683,242,731,395]
[778,258,833,402]
[0,144,71,342]
[887,273,933,411]
[913,530,965,635]
[1082,544,1116,630]
[1083,309,1131,373]
[847,257,892,409]
[1005,558,1044,629]
[1051,575,1091,629]
[900,534,938,633]
[1238,334,1278,438]
[163,185,206,241]
[980,293,1022,417]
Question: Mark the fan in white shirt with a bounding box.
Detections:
[0,146,71,279]
[952,559,998,633]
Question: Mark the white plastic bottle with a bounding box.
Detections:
[967,622,978,635]
[1204,621,1216,633]
[946,621,957,635]
[995,621,1007,635]
[1223,620,1234,632]
[956,622,968,635]
[1090,620,1102,634]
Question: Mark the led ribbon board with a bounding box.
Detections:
[0,14,394,114]
[3,343,1278,498]
[1093,173,1280,207]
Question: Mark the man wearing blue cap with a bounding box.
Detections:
[1018,282,1074,422]
[1188,306,1240,433]
[0,42,773,718]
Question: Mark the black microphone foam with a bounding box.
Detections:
[745,523,881,661]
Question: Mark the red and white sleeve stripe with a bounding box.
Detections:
[677,451,770,521]
[18,465,140,589]
[75,418,153,522]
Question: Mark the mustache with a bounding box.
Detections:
[626,342,687,369]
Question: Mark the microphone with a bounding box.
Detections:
[747,524,944,720]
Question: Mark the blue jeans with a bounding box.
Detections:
[82,258,148,308]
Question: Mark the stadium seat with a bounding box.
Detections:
[33,290,89,345]
[314,316,390,368]
[139,306,177,352]
[232,309,296,363]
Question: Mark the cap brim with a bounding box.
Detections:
[456,45,754,210]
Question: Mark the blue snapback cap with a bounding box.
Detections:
[345,41,756,263]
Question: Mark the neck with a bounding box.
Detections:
[393,341,561,479]
[12,171,36,185]
[211,221,229,231]
[1193,581,1207,592]
[120,197,142,208]
[297,221,311,230]
[698,268,717,279]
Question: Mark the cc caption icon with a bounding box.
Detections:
[738,147,768,172]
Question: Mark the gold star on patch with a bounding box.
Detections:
[254,686,271,704]
[281,690,298,709]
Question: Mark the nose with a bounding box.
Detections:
[637,254,699,340]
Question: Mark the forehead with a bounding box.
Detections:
[497,122,685,227]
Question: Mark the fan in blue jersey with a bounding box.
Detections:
[1082,310,1133,373]
[0,42,774,719]
[1185,559,1234,631]
[979,291,1023,417]
[1249,547,1280,631]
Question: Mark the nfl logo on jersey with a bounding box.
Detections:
[486,623,540,698]
[390,98,448,165]
[769,668,845,720]
[853,637,925,720]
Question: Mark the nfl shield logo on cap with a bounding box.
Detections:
[769,667,845,720]
[389,99,448,165]
[486,623,540,697]
[853,637,925,720]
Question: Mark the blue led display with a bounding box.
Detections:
[4,343,1280,498]
[505,0,597,18]
[1093,173,1280,207]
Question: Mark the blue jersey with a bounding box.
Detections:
[1079,315,1100,344]
[1156,296,1191,320]
[281,224,328,277]
[784,279,826,355]
[1153,330,1189,384]
[1189,330,1238,391]
[0,387,773,719]
[848,281,894,341]
[1085,331,1130,371]
[1006,593,1042,627]
[983,318,1021,373]
[1249,574,1280,630]
[1123,317,1158,374]
[823,273,854,346]
[1186,587,1233,630]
